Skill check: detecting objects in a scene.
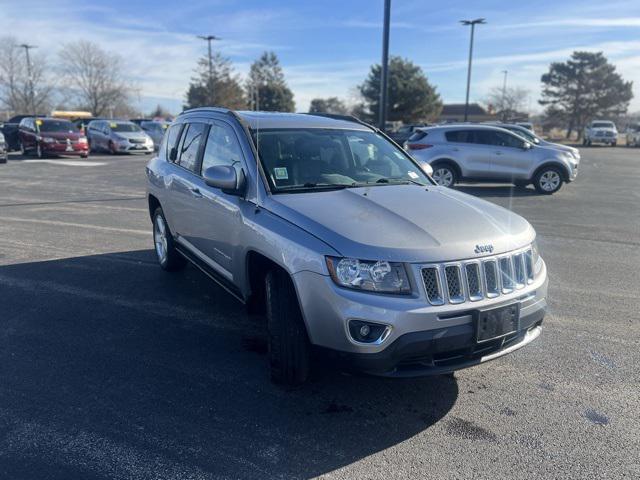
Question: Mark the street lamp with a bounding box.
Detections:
[197,35,221,105]
[379,0,391,130]
[20,44,37,115]
[460,18,485,122]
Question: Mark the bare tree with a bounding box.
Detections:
[0,36,54,114]
[484,85,530,121]
[59,41,134,117]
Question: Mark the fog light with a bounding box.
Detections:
[348,320,390,344]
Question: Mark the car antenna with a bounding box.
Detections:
[255,113,261,213]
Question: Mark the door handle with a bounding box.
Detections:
[190,187,202,197]
[495,151,503,155]
[452,148,459,152]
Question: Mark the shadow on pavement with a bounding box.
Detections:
[0,250,458,479]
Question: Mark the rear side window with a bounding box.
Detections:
[408,130,428,142]
[201,122,244,173]
[164,124,184,161]
[445,130,473,143]
[177,123,206,172]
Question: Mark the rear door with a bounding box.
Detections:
[445,129,494,178]
[165,122,207,240]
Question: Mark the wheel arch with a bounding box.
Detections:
[532,161,570,182]
[430,157,463,178]
[245,249,296,316]
[147,193,161,220]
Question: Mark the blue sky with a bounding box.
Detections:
[2,0,640,114]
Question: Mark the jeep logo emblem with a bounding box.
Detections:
[474,244,494,254]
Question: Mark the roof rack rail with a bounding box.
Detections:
[181,106,234,116]
[304,112,377,130]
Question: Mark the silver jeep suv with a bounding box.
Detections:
[407,124,579,194]
[146,109,547,385]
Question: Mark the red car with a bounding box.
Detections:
[18,117,89,158]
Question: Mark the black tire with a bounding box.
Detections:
[152,207,186,271]
[612,141,617,147]
[533,166,564,195]
[19,141,27,156]
[582,138,587,146]
[265,269,311,385]
[0,154,6,164]
[431,162,458,187]
[35,142,45,159]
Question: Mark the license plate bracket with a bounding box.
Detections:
[475,303,519,343]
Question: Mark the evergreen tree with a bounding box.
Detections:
[246,52,295,112]
[185,52,246,110]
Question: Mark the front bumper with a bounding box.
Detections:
[42,143,88,155]
[114,142,153,154]
[294,260,547,376]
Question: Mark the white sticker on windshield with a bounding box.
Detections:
[408,171,419,179]
[274,167,288,180]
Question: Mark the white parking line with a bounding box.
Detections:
[0,216,149,235]
[20,160,107,167]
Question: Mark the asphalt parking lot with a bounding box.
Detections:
[0,148,638,479]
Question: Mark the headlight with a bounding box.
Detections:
[42,137,55,143]
[531,240,542,274]
[326,257,411,294]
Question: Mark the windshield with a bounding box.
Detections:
[142,121,168,132]
[592,122,614,129]
[111,122,142,133]
[253,128,432,192]
[38,120,75,133]
[507,126,538,143]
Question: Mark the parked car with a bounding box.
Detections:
[0,131,7,163]
[1,114,44,151]
[406,124,578,194]
[388,124,428,145]
[146,108,547,385]
[18,117,89,158]
[583,120,618,146]
[140,120,170,151]
[488,123,580,162]
[72,117,103,134]
[625,124,640,147]
[516,122,534,131]
[86,120,154,154]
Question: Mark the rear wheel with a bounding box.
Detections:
[431,162,457,187]
[534,167,563,194]
[265,269,311,386]
[152,207,186,271]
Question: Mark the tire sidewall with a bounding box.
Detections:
[534,167,563,194]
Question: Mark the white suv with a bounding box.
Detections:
[406,125,579,194]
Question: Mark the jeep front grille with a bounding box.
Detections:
[420,247,535,305]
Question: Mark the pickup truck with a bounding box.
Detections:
[583,120,618,146]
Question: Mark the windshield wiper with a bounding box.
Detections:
[374,177,426,186]
[276,182,356,193]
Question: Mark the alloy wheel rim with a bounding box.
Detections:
[540,171,560,191]
[154,216,168,263]
[433,168,453,187]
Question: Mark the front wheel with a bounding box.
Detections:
[431,163,457,187]
[265,269,311,386]
[35,142,44,159]
[152,207,186,271]
[534,167,563,194]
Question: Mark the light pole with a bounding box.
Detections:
[460,18,485,122]
[197,35,221,105]
[379,0,391,130]
[501,69,508,121]
[20,44,37,115]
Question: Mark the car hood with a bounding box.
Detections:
[265,185,535,263]
[540,140,579,156]
[40,131,82,140]
[114,131,148,140]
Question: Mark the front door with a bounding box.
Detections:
[490,130,534,180]
[183,120,246,278]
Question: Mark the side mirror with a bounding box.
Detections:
[522,142,532,150]
[419,161,433,176]
[203,165,246,196]
[169,146,178,161]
